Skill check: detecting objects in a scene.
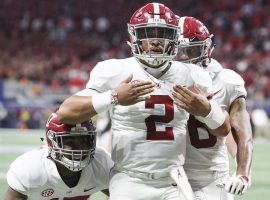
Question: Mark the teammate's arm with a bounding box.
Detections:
[58,75,155,124]
[230,97,253,177]
[3,186,27,200]
[221,97,253,195]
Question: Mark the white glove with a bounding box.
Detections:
[218,175,249,195]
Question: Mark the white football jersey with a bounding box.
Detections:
[6,146,114,199]
[184,58,247,181]
[86,57,212,174]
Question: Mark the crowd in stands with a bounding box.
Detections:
[0,0,270,129]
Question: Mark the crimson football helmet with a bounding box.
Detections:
[177,16,214,67]
[128,3,179,67]
[46,113,96,171]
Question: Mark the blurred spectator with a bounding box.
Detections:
[0,102,7,126]
[251,108,270,139]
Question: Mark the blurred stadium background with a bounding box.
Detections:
[0,0,270,199]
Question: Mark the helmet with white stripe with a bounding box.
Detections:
[177,16,214,67]
[128,3,179,67]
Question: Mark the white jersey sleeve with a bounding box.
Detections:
[206,59,247,109]
[75,59,125,97]
[218,68,247,107]
[6,147,48,195]
[86,59,124,92]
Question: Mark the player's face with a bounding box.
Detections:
[179,46,201,62]
[141,39,165,54]
[138,27,171,54]
[61,135,92,160]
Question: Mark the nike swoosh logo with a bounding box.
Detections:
[207,89,221,100]
[84,187,96,192]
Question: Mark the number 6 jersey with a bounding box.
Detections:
[86,57,212,174]
[184,58,247,185]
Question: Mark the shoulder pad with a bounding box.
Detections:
[92,59,122,78]
[206,58,222,73]
[9,149,48,188]
[190,64,212,88]
[219,69,245,85]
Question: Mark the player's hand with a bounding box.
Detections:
[172,84,211,117]
[217,175,249,195]
[115,74,155,106]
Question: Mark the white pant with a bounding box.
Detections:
[188,172,233,200]
[109,169,187,200]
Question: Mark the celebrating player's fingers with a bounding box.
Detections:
[230,182,238,194]
[235,183,244,195]
[172,91,190,105]
[121,74,133,83]
[224,178,233,193]
[241,185,248,195]
[173,98,189,110]
[136,88,155,97]
[135,82,155,91]
[134,96,148,103]
[132,80,154,88]
[190,84,204,95]
[174,85,193,98]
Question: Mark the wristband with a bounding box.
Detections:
[111,90,119,105]
[237,175,249,184]
[196,100,225,129]
[91,90,118,114]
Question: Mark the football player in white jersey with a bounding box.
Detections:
[177,16,253,199]
[3,112,114,200]
[57,3,230,200]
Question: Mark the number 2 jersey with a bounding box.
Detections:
[85,57,212,174]
[184,58,247,183]
[6,146,113,199]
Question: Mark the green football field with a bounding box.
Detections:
[0,129,269,199]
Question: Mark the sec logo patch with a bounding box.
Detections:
[41,188,54,197]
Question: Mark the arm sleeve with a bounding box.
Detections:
[6,159,28,195]
[219,69,247,106]
[75,88,99,96]
[6,149,47,196]
[86,59,122,92]
[227,84,247,105]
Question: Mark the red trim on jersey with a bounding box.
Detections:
[207,89,221,100]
